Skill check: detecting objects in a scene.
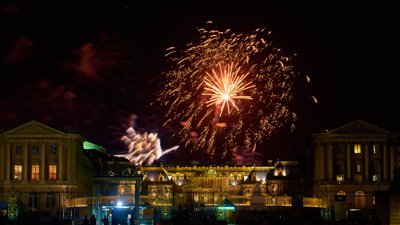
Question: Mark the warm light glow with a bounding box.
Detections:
[31,164,39,181]
[14,164,22,180]
[203,63,255,116]
[49,165,57,180]
[354,144,361,153]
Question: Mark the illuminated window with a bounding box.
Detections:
[354,144,361,154]
[31,164,39,181]
[355,164,362,173]
[29,192,38,209]
[336,174,344,181]
[372,144,379,154]
[50,144,57,154]
[46,192,56,208]
[32,145,39,155]
[269,183,279,195]
[355,191,366,208]
[14,164,22,180]
[372,174,379,181]
[15,145,22,155]
[49,165,57,180]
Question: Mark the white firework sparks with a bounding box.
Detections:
[203,63,255,117]
[115,127,178,165]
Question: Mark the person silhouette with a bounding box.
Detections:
[83,215,89,225]
[101,215,109,225]
[129,216,136,225]
[90,214,96,225]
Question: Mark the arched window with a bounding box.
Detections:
[335,191,346,201]
[354,191,366,209]
[337,190,346,195]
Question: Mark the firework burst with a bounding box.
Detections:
[158,23,297,160]
[203,63,255,117]
[115,127,179,166]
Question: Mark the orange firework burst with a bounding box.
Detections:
[203,63,255,117]
[158,22,298,160]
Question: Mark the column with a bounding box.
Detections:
[134,181,140,217]
[390,146,396,180]
[72,142,76,182]
[315,144,325,181]
[23,143,28,182]
[313,146,318,181]
[67,145,71,182]
[347,144,351,180]
[321,145,325,180]
[365,144,369,181]
[383,145,388,180]
[0,144,4,180]
[5,143,11,181]
[40,143,46,183]
[327,144,333,180]
[58,143,63,182]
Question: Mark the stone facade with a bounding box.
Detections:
[0,120,93,218]
[309,120,400,219]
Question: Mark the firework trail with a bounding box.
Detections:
[116,127,179,166]
[158,22,297,160]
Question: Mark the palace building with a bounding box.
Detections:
[85,160,321,224]
[0,120,94,219]
[4,119,399,224]
[309,120,400,220]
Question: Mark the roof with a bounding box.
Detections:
[218,198,236,209]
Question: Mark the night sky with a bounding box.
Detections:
[0,1,399,161]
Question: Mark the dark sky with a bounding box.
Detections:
[0,1,399,161]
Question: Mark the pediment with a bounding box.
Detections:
[328,120,389,135]
[3,120,64,135]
